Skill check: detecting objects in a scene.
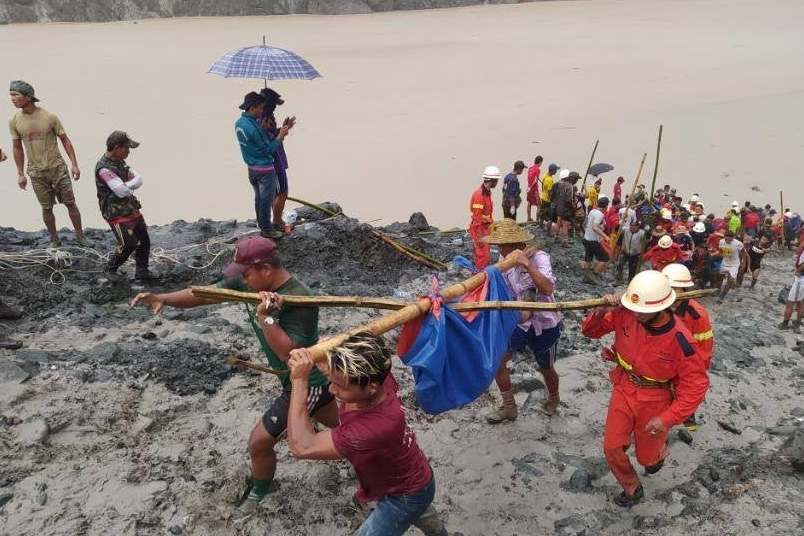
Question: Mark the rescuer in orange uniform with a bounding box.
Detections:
[662,263,714,432]
[468,165,500,269]
[581,270,709,507]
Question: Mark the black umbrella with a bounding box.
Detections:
[588,163,614,176]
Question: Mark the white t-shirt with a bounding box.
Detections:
[619,207,637,227]
[584,209,605,242]
[719,238,744,267]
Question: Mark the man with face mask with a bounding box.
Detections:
[581,270,709,507]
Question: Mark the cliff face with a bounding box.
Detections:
[0,0,530,24]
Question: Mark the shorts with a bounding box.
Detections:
[508,323,562,369]
[261,384,334,438]
[749,257,763,272]
[583,239,610,262]
[720,264,739,279]
[556,206,573,221]
[540,201,552,219]
[29,162,75,209]
[789,279,804,303]
[276,165,289,195]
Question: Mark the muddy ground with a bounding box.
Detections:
[1,208,802,536]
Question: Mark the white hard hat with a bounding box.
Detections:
[482,165,501,180]
[692,221,706,233]
[682,203,690,211]
[558,169,570,180]
[690,194,700,203]
[658,235,673,249]
[662,263,695,288]
[731,201,739,207]
[621,270,677,314]
[697,202,705,209]
[784,211,793,217]
[660,208,672,220]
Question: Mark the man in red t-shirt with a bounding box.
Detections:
[526,155,543,222]
[287,334,447,536]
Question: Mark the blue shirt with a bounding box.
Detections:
[503,172,521,198]
[235,113,281,167]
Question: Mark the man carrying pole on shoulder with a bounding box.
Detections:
[130,235,338,513]
[287,333,448,536]
[581,270,709,506]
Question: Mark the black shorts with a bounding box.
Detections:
[583,239,610,262]
[262,384,334,438]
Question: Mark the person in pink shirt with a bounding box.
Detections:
[482,219,563,422]
[613,176,624,203]
[286,334,447,536]
[526,155,543,222]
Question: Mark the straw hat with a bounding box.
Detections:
[482,219,534,245]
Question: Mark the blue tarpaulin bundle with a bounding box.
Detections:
[399,264,519,414]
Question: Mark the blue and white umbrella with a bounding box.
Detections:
[208,40,321,81]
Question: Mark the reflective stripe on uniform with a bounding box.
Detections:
[615,352,668,384]
[693,330,713,342]
[471,204,485,209]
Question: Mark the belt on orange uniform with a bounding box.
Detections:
[615,352,671,389]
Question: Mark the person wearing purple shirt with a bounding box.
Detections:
[481,219,563,423]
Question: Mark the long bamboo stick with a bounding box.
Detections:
[224,356,288,376]
[191,286,408,310]
[628,153,648,206]
[288,196,449,271]
[649,125,663,196]
[780,190,784,212]
[580,139,600,192]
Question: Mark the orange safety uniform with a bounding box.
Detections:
[673,299,714,369]
[643,243,683,271]
[468,185,493,269]
[581,307,709,496]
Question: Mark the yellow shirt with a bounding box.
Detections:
[587,186,599,208]
[541,173,554,202]
[9,107,66,172]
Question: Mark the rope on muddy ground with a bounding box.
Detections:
[0,231,255,284]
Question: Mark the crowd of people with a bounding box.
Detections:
[468,157,804,330]
[2,78,803,534]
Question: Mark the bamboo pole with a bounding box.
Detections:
[288,196,449,271]
[580,139,600,192]
[225,356,288,376]
[649,125,663,196]
[628,153,648,206]
[191,286,408,310]
[451,289,717,312]
[780,190,784,212]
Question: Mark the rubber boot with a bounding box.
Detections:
[613,485,644,508]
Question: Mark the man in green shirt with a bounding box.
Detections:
[131,235,337,511]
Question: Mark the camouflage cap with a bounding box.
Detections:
[9,80,39,102]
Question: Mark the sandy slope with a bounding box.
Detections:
[1,0,803,232]
[1,216,802,535]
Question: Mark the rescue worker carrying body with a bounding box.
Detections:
[581,270,709,507]
[662,263,714,432]
[468,165,500,269]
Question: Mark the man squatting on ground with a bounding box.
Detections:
[287,333,447,536]
[9,80,88,247]
[581,270,709,506]
[95,131,154,280]
[130,236,339,512]
[481,219,563,422]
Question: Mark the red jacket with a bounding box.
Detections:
[581,307,709,428]
[673,299,714,369]
[643,243,683,271]
[469,186,493,227]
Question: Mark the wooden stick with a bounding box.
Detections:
[649,124,663,196]
[225,355,288,376]
[191,286,408,310]
[451,289,717,312]
[580,139,600,192]
[628,153,648,206]
[288,196,449,271]
[780,190,784,212]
